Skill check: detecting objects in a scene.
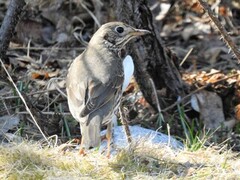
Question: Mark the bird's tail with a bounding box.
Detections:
[80,116,101,149]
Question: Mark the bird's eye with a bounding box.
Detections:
[115,26,124,34]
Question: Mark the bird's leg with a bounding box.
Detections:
[79,136,86,156]
[106,122,113,158]
[119,105,132,144]
[100,134,107,141]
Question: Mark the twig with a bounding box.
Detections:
[119,104,132,144]
[197,0,240,62]
[42,94,61,112]
[0,97,10,115]
[9,47,85,51]
[167,123,171,147]
[180,48,193,67]
[162,73,239,112]
[149,78,165,126]
[17,111,71,116]
[0,88,64,100]
[47,78,67,98]
[149,78,161,113]
[80,0,101,28]
[0,59,49,144]
[129,114,158,125]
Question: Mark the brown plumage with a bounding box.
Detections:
[66,22,150,157]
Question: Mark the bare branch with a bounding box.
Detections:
[198,0,240,62]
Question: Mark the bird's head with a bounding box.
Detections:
[89,22,151,50]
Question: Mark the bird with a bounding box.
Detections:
[66,22,150,157]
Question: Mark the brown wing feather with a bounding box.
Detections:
[80,75,123,117]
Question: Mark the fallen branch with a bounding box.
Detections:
[0,0,25,60]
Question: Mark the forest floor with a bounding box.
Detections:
[0,0,240,179]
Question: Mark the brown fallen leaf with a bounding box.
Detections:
[234,104,240,122]
[31,69,60,80]
[138,97,149,107]
[206,73,225,84]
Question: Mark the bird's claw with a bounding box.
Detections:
[79,148,86,156]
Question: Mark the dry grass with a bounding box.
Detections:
[0,140,239,180]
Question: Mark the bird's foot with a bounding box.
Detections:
[100,134,113,158]
[79,148,86,156]
[71,138,81,144]
[106,153,110,159]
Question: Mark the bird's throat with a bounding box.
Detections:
[103,40,123,58]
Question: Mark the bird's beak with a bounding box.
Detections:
[116,27,151,48]
[130,28,151,36]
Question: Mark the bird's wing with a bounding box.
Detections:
[80,75,123,117]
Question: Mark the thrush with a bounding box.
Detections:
[66,22,150,157]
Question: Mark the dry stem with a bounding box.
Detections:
[0,59,49,144]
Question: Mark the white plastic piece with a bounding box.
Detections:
[122,55,134,91]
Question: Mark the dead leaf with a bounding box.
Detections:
[31,69,60,80]
[206,73,225,84]
[137,97,150,108]
[191,90,225,129]
[219,6,229,17]
[0,115,20,136]
[47,79,66,91]
[235,104,240,122]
